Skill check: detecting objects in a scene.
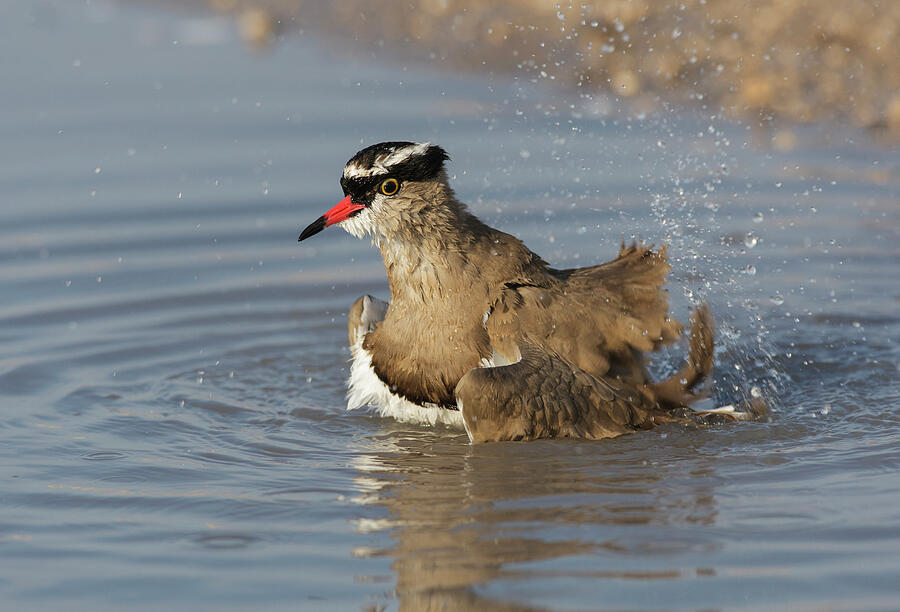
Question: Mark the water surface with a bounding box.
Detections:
[1,2,899,610]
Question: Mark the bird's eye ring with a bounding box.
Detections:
[380,178,400,196]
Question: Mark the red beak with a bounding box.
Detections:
[298,195,365,241]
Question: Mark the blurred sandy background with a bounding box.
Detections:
[189,0,900,140]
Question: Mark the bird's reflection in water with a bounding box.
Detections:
[351,426,723,611]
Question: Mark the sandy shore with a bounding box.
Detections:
[198,0,900,138]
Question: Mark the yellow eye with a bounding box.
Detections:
[380,178,400,196]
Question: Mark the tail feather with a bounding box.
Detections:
[650,303,715,408]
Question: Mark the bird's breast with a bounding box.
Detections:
[364,312,491,408]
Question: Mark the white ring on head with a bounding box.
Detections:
[380,142,431,167]
[342,142,431,179]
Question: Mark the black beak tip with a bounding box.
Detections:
[298,216,326,242]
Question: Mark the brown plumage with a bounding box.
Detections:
[301,141,755,442]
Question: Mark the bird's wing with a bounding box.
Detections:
[553,241,684,350]
[347,294,389,346]
[455,340,672,442]
[485,242,685,381]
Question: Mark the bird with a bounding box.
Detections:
[298,141,758,442]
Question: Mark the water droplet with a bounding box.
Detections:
[519,149,531,159]
[750,386,761,398]
[753,212,764,223]
[744,264,757,276]
[770,294,784,306]
[744,234,758,248]
[576,226,587,234]
[65,280,72,287]
[96,275,102,283]
[94,167,101,174]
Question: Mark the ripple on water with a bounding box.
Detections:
[191,533,260,550]
[80,450,128,461]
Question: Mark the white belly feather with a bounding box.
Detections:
[347,339,464,428]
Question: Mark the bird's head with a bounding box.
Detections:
[298,141,451,243]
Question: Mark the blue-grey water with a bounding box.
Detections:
[1,2,899,610]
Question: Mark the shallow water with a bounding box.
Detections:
[1,2,899,611]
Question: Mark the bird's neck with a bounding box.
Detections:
[375,195,498,305]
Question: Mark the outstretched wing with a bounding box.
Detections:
[485,242,685,383]
[454,341,672,443]
[556,242,684,350]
